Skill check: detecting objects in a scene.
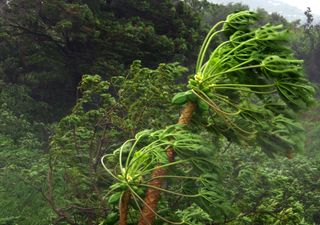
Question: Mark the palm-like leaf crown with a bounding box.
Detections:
[102,126,227,222]
[183,10,315,156]
[101,11,316,224]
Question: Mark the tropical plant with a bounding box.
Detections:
[45,62,187,224]
[100,10,315,225]
[1,2,320,225]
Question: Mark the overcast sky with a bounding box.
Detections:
[210,0,320,22]
[277,0,320,14]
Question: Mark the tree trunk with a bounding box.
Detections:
[138,102,197,225]
[119,190,131,225]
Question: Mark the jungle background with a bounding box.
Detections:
[0,0,319,224]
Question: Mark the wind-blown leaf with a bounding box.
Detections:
[188,10,315,155]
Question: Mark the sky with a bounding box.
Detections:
[210,0,320,22]
[277,0,320,15]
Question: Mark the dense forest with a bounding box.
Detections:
[0,0,319,225]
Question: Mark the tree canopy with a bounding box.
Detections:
[0,1,319,225]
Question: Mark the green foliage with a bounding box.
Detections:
[0,84,52,224]
[98,10,317,225]
[101,125,230,223]
[0,0,203,117]
[303,102,320,158]
[48,74,117,224]
[218,144,320,225]
[47,62,187,224]
[188,11,315,156]
[110,60,186,133]
[95,10,316,225]
[0,1,320,225]
[175,204,212,225]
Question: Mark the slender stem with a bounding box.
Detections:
[193,90,241,116]
[119,139,135,173]
[126,142,168,174]
[146,175,199,182]
[196,21,225,71]
[197,30,225,72]
[277,82,308,89]
[140,184,200,198]
[202,64,263,84]
[101,155,121,181]
[210,83,275,88]
[194,90,256,136]
[206,30,255,65]
[125,136,147,177]
[212,86,277,94]
[138,160,190,177]
[201,45,255,75]
[203,37,257,75]
[129,185,185,225]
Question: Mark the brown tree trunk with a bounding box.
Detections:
[138,102,197,225]
[119,190,131,225]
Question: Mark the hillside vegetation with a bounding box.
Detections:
[0,1,319,225]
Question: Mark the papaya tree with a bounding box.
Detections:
[101,10,315,225]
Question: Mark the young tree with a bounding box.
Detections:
[100,11,315,225]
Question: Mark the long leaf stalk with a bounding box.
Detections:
[129,185,186,225]
[101,104,203,225]
[101,10,315,225]
[196,21,226,71]
[189,15,313,141]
